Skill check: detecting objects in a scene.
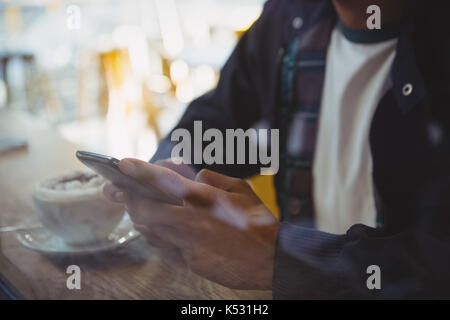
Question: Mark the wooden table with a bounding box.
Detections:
[0,110,272,300]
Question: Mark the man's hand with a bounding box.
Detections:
[104,158,195,251]
[103,158,280,290]
[151,158,197,180]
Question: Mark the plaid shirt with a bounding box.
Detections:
[277,15,335,224]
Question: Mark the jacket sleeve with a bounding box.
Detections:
[151,0,282,178]
[273,173,450,299]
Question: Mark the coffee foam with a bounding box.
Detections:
[35,170,106,203]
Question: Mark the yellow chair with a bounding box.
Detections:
[248,174,280,220]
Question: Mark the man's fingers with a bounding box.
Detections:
[119,158,214,204]
[126,197,194,249]
[103,182,128,203]
[195,169,253,194]
[126,195,190,228]
[135,224,190,249]
[133,224,178,249]
[150,225,191,249]
[154,158,196,180]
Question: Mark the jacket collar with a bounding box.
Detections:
[390,0,428,114]
[289,0,428,114]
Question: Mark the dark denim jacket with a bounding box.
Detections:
[152,0,450,298]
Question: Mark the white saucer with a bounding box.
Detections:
[16,214,140,255]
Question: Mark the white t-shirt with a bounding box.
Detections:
[313,26,398,234]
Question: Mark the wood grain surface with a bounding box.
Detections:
[0,110,272,300]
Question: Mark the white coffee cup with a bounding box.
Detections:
[34,170,125,246]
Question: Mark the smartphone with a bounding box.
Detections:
[76,151,181,205]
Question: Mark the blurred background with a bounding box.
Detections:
[0,0,263,159]
[0,0,279,215]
